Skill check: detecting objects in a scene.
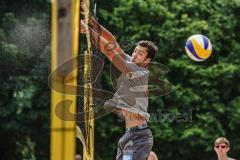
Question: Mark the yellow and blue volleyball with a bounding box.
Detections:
[185,34,212,61]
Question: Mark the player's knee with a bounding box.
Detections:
[75,154,82,160]
[147,151,158,160]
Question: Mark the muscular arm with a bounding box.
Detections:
[89,18,116,42]
[81,19,124,54]
[89,18,124,54]
[89,27,131,76]
[81,19,131,76]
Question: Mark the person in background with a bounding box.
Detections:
[214,137,236,160]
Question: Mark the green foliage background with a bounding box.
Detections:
[0,0,239,159]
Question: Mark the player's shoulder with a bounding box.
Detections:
[124,53,132,61]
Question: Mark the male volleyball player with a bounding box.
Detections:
[81,18,158,160]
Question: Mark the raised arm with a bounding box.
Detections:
[89,18,116,42]
[80,19,132,76]
[89,18,124,54]
[88,27,131,76]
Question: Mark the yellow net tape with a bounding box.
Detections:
[76,125,91,160]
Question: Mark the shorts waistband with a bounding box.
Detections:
[126,124,148,132]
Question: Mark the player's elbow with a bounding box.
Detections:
[101,41,118,53]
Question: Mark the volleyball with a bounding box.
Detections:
[185,34,212,61]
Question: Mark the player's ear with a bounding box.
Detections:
[144,58,151,64]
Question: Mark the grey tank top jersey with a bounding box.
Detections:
[104,54,150,121]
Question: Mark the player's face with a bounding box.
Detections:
[132,45,151,65]
[214,143,229,156]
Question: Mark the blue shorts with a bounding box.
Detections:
[116,128,153,160]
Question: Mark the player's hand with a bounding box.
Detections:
[89,17,99,28]
[80,19,86,33]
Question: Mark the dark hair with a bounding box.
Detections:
[137,40,158,61]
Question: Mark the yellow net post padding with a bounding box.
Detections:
[51,0,94,159]
[50,0,80,160]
